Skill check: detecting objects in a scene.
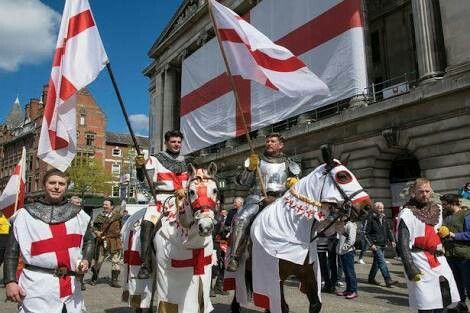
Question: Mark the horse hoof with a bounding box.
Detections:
[309,303,322,313]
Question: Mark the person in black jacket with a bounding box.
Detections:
[364,201,397,287]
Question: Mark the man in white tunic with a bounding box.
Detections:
[397,178,459,313]
[4,169,94,313]
[134,130,189,279]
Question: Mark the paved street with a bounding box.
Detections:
[0,256,414,313]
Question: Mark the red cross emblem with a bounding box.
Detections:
[124,230,142,282]
[30,223,82,298]
[171,248,212,275]
[414,224,441,268]
[180,0,363,137]
[157,172,189,190]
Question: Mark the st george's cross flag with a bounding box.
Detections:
[181,0,367,154]
[38,0,108,171]
[208,0,329,98]
[0,147,26,218]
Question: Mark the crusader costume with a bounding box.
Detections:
[3,199,94,313]
[226,151,300,272]
[136,150,189,279]
[397,198,459,311]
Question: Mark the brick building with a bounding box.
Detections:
[104,132,149,200]
[0,87,107,196]
[0,86,148,204]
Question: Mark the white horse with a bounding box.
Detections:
[228,146,372,313]
[153,163,219,313]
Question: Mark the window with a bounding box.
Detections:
[112,148,121,157]
[129,186,135,198]
[86,133,95,146]
[79,114,85,126]
[112,163,120,176]
[112,185,120,197]
[27,176,32,193]
[28,154,33,171]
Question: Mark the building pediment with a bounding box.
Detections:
[148,0,204,59]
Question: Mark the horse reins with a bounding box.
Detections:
[310,166,364,243]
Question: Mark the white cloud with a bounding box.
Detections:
[129,114,149,137]
[0,0,60,72]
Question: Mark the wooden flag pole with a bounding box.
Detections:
[13,147,25,214]
[106,63,159,208]
[207,0,267,197]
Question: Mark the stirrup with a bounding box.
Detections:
[226,256,240,272]
[137,266,151,279]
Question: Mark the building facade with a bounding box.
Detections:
[145,0,470,213]
[104,132,149,200]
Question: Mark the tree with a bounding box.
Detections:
[68,156,112,199]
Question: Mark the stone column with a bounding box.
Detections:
[154,71,164,152]
[411,0,446,81]
[162,64,177,134]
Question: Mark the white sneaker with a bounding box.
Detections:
[358,259,366,264]
[336,281,345,288]
[385,260,390,264]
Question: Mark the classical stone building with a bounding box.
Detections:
[145,0,470,215]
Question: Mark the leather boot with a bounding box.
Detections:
[226,219,250,272]
[137,220,155,279]
[79,275,86,291]
[215,276,229,295]
[385,278,397,288]
[110,270,121,288]
[90,267,98,285]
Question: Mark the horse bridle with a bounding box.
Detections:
[185,175,219,212]
[310,163,365,242]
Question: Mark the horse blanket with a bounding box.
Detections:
[121,208,152,309]
[154,216,215,313]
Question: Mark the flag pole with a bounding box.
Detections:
[105,63,159,208]
[13,147,25,214]
[207,0,267,197]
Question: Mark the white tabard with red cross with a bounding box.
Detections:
[12,208,90,313]
[399,207,459,310]
[154,217,215,313]
[143,155,189,225]
[120,208,152,309]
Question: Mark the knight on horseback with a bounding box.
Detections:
[134,130,189,279]
[226,132,300,272]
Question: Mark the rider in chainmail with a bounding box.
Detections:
[134,130,189,279]
[226,132,300,272]
[3,169,94,311]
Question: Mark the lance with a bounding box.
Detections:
[106,63,159,211]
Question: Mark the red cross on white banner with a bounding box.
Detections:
[37,0,108,171]
[180,0,363,136]
[30,223,82,298]
[171,248,212,275]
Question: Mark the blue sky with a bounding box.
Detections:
[0,0,184,137]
